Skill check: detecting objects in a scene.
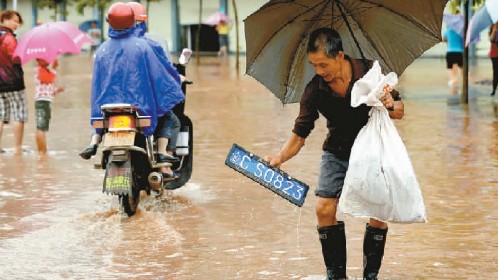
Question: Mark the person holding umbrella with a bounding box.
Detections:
[216,19,229,57]
[34,58,64,156]
[265,28,404,280]
[0,10,26,155]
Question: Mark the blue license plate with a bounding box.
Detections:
[225,144,309,207]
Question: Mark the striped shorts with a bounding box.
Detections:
[0,90,28,123]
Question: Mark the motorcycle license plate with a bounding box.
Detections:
[225,143,309,207]
[103,131,135,147]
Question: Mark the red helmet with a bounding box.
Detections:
[106,2,135,30]
[126,2,147,22]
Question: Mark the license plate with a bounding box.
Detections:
[225,144,309,207]
[103,131,135,147]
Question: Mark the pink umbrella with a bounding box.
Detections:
[14,21,94,65]
[204,12,229,26]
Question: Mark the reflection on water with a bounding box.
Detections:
[0,55,497,279]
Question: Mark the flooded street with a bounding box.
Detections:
[0,54,497,279]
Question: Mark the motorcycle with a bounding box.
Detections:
[91,63,193,217]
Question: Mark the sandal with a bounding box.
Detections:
[161,171,179,182]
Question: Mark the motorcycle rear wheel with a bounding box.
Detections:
[120,193,139,216]
[119,173,141,216]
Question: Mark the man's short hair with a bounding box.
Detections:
[0,10,23,25]
[307,28,343,58]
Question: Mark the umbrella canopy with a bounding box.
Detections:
[14,21,94,64]
[78,19,102,33]
[443,13,464,36]
[204,12,230,26]
[466,0,498,45]
[444,13,480,45]
[245,0,449,104]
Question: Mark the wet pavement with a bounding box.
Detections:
[0,54,497,279]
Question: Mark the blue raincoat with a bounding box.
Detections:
[132,22,181,84]
[91,27,184,136]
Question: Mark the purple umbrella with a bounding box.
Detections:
[466,0,498,45]
[443,13,464,36]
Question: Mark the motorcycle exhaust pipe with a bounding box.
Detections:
[148,172,163,191]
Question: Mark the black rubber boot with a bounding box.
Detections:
[317,221,347,280]
[363,224,388,280]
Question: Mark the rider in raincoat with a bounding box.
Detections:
[87,3,184,171]
[127,2,181,85]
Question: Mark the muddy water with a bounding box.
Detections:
[0,55,496,279]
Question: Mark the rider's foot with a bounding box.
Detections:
[160,164,179,182]
[156,153,179,163]
[79,144,97,160]
[161,171,179,182]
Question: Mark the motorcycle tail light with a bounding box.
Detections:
[109,115,136,131]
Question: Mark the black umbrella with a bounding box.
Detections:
[244,0,449,103]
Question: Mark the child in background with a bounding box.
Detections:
[34,59,63,156]
[216,19,229,57]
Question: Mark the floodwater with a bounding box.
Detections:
[0,54,497,279]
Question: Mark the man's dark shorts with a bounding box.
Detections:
[35,100,51,131]
[315,151,349,199]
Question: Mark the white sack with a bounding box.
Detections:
[338,61,427,223]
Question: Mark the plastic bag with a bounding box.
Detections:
[338,61,427,223]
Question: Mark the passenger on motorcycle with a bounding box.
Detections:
[81,2,184,178]
[126,1,184,170]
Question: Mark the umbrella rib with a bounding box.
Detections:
[334,1,368,61]
[252,1,331,102]
[285,1,334,103]
[335,1,390,71]
[358,0,443,39]
[248,1,330,64]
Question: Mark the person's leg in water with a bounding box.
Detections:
[155,112,179,178]
[218,34,228,57]
[11,90,28,155]
[315,151,389,280]
[491,57,498,96]
[0,92,7,153]
[363,218,388,280]
[35,100,51,156]
[315,152,348,280]
[165,112,180,157]
[446,52,461,96]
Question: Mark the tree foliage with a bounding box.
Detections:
[34,0,69,19]
[72,0,113,15]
